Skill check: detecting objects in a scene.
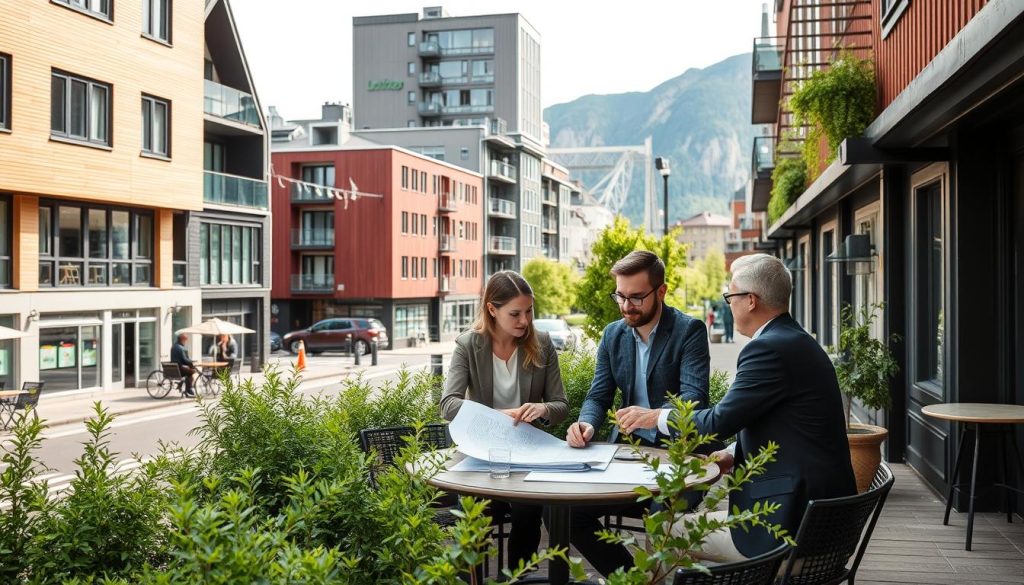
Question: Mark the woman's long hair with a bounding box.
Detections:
[471,270,543,369]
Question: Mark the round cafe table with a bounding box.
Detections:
[415,444,720,585]
[921,403,1024,551]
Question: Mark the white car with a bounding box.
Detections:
[533,318,576,351]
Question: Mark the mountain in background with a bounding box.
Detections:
[544,52,755,226]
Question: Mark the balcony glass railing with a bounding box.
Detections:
[439,234,457,252]
[542,189,557,204]
[489,198,516,218]
[291,273,334,293]
[488,235,517,254]
[291,183,335,202]
[488,117,508,136]
[752,38,784,74]
[752,136,776,175]
[419,71,441,85]
[439,277,451,292]
[419,41,441,56]
[490,160,517,181]
[290,228,335,248]
[204,171,268,210]
[438,193,457,212]
[418,102,442,115]
[542,216,557,232]
[440,45,494,57]
[204,80,260,127]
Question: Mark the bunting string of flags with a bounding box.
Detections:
[270,165,384,210]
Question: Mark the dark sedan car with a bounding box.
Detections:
[269,331,282,352]
[283,318,389,355]
[533,318,576,351]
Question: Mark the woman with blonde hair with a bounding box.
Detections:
[440,269,569,570]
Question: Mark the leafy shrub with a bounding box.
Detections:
[0,411,50,582]
[768,156,806,225]
[831,303,900,428]
[709,369,731,406]
[335,368,443,436]
[549,346,620,441]
[25,404,168,584]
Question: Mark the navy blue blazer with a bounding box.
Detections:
[692,314,856,557]
[578,304,710,443]
[170,343,194,368]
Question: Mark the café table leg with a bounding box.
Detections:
[966,423,981,551]
[944,425,969,525]
[547,504,572,585]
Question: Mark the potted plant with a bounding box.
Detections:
[832,303,899,492]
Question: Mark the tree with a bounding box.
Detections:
[521,257,576,317]
[699,248,728,300]
[575,216,690,340]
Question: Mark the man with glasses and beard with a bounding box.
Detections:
[562,250,711,577]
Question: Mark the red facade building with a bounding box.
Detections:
[270,146,484,346]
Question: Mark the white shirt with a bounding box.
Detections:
[655,315,782,435]
[491,349,519,410]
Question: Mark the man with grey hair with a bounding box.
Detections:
[679,253,855,561]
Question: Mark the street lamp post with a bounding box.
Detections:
[655,157,671,236]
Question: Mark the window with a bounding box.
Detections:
[407,62,415,76]
[401,211,409,234]
[172,212,186,286]
[199,222,262,286]
[51,71,110,147]
[412,257,419,279]
[820,227,837,346]
[301,164,335,187]
[408,90,416,104]
[407,32,416,46]
[881,0,910,38]
[0,196,10,287]
[916,180,944,388]
[407,120,417,128]
[460,147,469,160]
[394,304,429,339]
[0,53,9,131]
[420,172,427,192]
[401,256,409,279]
[55,0,111,20]
[311,125,338,145]
[142,0,171,42]
[412,169,419,191]
[141,95,169,156]
[420,214,427,236]
[421,257,427,280]
[38,203,153,287]
[401,166,409,189]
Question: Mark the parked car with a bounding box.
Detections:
[269,331,282,352]
[283,318,389,355]
[532,318,576,351]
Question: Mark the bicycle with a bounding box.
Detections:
[145,362,221,399]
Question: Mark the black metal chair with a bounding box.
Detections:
[777,461,895,585]
[673,543,791,585]
[2,381,44,430]
[358,423,510,574]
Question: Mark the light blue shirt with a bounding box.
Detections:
[630,323,659,443]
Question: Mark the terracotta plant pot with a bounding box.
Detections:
[847,423,888,493]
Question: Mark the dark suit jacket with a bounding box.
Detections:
[440,330,569,425]
[170,342,194,368]
[578,304,710,443]
[692,314,856,557]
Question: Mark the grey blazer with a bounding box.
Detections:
[440,330,569,425]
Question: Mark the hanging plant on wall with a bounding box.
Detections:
[767,155,806,225]
[789,51,876,177]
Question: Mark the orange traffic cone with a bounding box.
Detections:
[295,340,307,372]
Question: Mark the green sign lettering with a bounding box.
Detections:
[368,79,404,91]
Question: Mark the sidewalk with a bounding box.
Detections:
[25,340,458,430]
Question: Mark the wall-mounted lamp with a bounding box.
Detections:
[784,255,807,272]
[825,234,876,275]
[27,309,40,322]
[166,302,181,317]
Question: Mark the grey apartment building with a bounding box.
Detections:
[352,6,560,275]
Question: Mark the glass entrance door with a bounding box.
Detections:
[112,315,158,389]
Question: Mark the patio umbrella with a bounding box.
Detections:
[176,317,255,336]
[0,325,27,340]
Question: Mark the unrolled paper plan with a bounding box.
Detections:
[449,400,617,471]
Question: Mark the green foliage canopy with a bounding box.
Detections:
[521,257,577,317]
[768,156,807,225]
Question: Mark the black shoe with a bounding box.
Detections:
[183,391,196,398]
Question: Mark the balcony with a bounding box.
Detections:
[751,136,776,213]
[488,235,517,255]
[439,277,451,293]
[418,41,441,57]
[488,198,517,219]
[204,80,260,128]
[203,171,268,210]
[438,193,457,212]
[290,273,334,293]
[542,189,557,206]
[418,101,442,117]
[439,234,457,253]
[484,117,516,150]
[542,216,557,234]
[291,183,335,204]
[291,228,335,250]
[751,37,783,124]
[439,45,494,57]
[419,71,442,88]
[489,160,517,183]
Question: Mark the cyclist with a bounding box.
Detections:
[170,333,197,397]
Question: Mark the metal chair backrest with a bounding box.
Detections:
[674,544,791,585]
[778,462,895,585]
[358,423,452,485]
[229,359,242,378]
[161,361,183,381]
[15,382,44,410]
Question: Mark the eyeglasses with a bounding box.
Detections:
[609,288,657,307]
[722,291,755,305]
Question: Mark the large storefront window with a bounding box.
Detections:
[199,222,261,286]
[203,299,259,366]
[916,181,945,388]
[394,304,429,340]
[442,300,477,335]
[39,317,101,392]
[38,203,153,287]
[0,315,16,390]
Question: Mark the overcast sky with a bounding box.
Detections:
[229,0,768,120]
